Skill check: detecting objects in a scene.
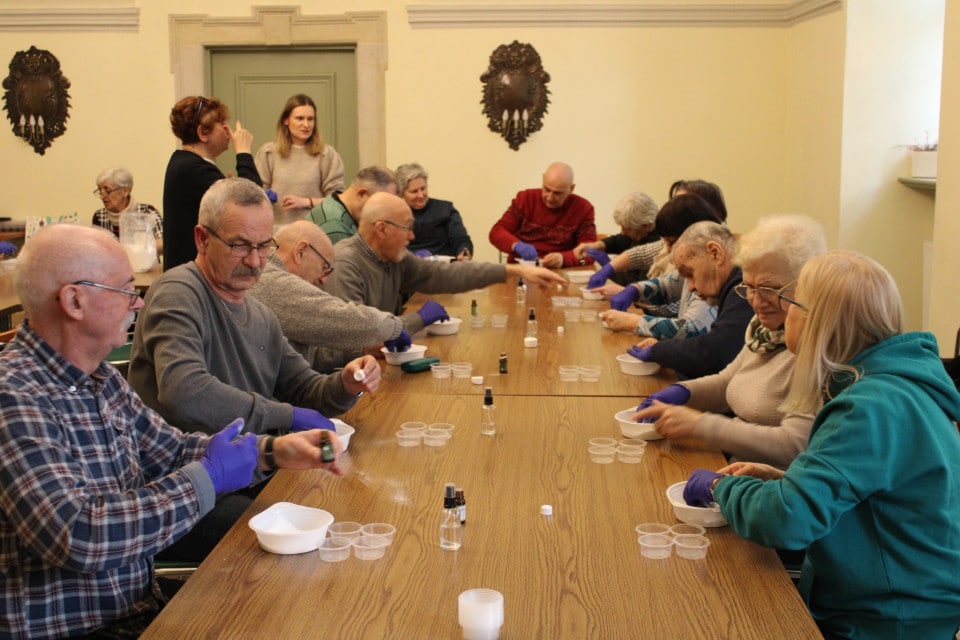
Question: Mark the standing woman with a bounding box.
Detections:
[684,251,960,639]
[256,94,345,225]
[163,96,261,271]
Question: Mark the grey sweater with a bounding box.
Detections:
[249,256,424,372]
[323,234,507,313]
[128,262,358,435]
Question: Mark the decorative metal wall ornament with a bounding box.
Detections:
[480,41,550,151]
[2,46,71,155]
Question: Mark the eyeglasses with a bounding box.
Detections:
[93,185,125,197]
[72,280,141,309]
[733,281,799,311]
[777,292,809,312]
[203,226,278,259]
[379,219,415,233]
[306,243,335,276]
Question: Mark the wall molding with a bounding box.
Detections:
[408,0,843,28]
[0,8,139,32]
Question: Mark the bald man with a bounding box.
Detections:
[249,221,435,371]
[322,191,566,315]
[0,225,343,637]
[489,162,597,268]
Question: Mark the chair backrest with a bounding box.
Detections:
[24,212,79,241]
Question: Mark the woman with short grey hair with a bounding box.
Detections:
[92,167,163,252]
[573,191,662,285]
[396,162,474,260]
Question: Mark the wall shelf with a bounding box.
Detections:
[898,177,937,191]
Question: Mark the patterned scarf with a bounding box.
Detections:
[745,316,786,354]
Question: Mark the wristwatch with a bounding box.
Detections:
[263,436,278,471]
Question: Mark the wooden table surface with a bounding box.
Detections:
[388,277,668,397]
[142,393,821,640]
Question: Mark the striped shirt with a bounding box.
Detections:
[0,324,215,639]
[91,201,163,239]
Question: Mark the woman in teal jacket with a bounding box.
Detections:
[685,251,960,640]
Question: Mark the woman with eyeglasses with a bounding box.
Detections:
[634,214,826,468]
[163,96,261,272]
[683,251,960,640]
[255,94,345,226]
[92,167,164,254]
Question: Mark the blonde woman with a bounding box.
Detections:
[255,94,345,225]
[685,251,960,640]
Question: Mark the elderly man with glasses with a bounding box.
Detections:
[128,177,379,563]
[322,192,567,324]
[249,220,441,372]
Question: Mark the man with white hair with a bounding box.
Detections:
[0,225,344,637]
[323,192,567,316]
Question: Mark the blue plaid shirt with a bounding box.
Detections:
[0,324,215,639]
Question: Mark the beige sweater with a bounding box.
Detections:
[255,143,345,225]
[681,342,815,468]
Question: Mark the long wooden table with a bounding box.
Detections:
[142,393,821,639]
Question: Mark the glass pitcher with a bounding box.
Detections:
[119,210,157,272]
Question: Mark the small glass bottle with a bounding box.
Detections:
[439,483,462,550]
[526,308,537,337]
[455,487,466,525]
[516,277,527,304]
[471,299,478,316]
[499,352,508,374]
[481,387,497,436]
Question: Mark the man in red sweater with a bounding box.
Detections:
[489,162,597,268]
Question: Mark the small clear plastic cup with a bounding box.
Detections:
[396,431,421,447]
[400,421,427,432]
[491,314,508,328]
[429,422,455,433]
[422,428,452,446]
[617,445,645,464]
[451,363,473,378]
[673,534,710,559]
[361,523,396,543]
[670,523,706,537]
[580,365,602,382]
[327,521,363,540]
[318,536,352,562]
[588,445,616,464]
[580,309,597,321]
[638,533,674,559]
[563,309,581,323]
[469,315,487,328]
[431,363,452,379]
[352,535,390,560]
[589,437,617,447]
[559,365,580,382]
[635,523,672,537]
[618,438,647,448]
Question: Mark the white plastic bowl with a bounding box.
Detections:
[329,419,354,451]
[248,502,334,554]
[666,481,729,528]
[615,408,663,440]
[616,354,661,376]
[381,343,427,365]
[427,317,462,335]
[580,286,605,300]
[566,270,593,284]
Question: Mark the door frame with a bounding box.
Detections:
[169,6,386,167]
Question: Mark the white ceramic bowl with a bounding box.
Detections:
[380,343,427,365]
[427,317,462,335]
[616,354,661,376]
[615,409,663,440]
[566,269,593,284]
[580,286,605,301]
[330,419,354,451]
[666,481,729,528]
[248,502,335,554]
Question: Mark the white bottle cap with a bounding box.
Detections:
[471,375,484,385]
[541,504,553,516]
[524,336,538,348]
[353,369,366,382]
[557,326,564,333]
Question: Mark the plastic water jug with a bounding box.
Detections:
[119,210,157,272]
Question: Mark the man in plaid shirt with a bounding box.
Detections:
[0,225,343,638]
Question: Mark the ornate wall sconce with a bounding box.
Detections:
[2,46,72,155]
[480,41,550,151]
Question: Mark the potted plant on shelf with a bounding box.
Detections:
[908,136,938,179]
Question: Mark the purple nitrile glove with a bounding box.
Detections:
[627,344,653,362]
[636,384,691,413]
[683,469,724,507]
[584,248,610,266]
[513,241,538,261]
[384,329,412,353]
[610,285,641,311]
[265,189,278,204]
[200,419,258,494]
[587,263,615,289]
[0,241,16,256]
[291,407,336,434]
[417,300,449,326]
[414,249,432,258]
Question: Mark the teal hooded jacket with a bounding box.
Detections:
[715,332,960,640]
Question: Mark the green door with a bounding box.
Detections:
[208,47,359,184]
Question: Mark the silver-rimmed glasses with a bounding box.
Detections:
[379,219,415,233]
[72,280,140,309]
